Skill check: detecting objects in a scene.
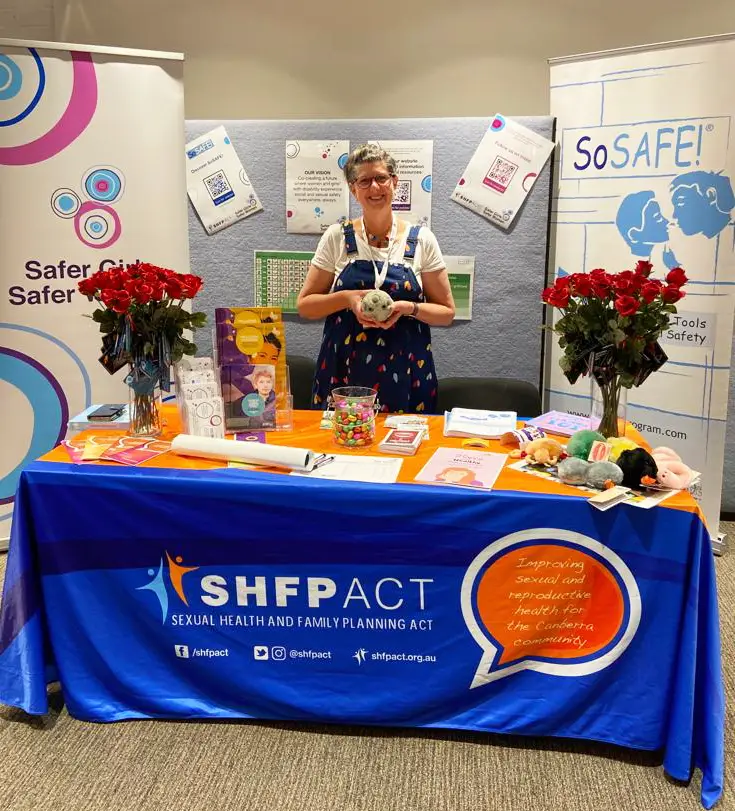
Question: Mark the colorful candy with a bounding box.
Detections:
[332,400,376,448]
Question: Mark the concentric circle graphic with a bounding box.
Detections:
[239,168,252,186]
[74,201,122,249]
[421,175,432,193]
[0,49,97,165]
[338,152,348,170]
[490,115,506,132]
[51,187,81,218]
[0,348,67,506]
[0,48,45,125]
[286,142,300,159]
[83,166,124,203]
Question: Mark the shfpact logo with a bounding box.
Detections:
[353,648,367,665]
[137,551,200,623]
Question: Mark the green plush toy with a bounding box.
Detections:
[567,429,606,460]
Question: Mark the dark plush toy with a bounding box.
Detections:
[617,447,658,489]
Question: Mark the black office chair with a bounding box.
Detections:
[436,377,542,418]
[288,354,316,410]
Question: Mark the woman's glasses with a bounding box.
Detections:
[352,174,393,190]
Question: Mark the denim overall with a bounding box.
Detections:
[312,221,437,414]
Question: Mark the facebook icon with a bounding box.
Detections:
[174,645,190,659]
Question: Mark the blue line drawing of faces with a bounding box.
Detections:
[615,191,670,257]
[670,171,735,238]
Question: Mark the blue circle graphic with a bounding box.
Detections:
[58,195,75,212]
[0,54,22,100]
[490,115,506,132]
[0,48,45,126]
[338,152,348,169]
[242,393,265,417]
[421,175,432,193]
[224,136,231,145]
[84,168,122,203]
[0,349,67,505]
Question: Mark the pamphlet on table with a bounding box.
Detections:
[443,408,517,439]
[415,448,506,491]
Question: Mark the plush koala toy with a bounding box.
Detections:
[361,289,394,322]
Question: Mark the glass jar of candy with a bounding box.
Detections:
[330,386,378,448]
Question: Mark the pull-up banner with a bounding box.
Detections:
[547,36,735,536]
[0,40,190,539]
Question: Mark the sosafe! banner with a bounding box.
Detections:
[0,40,190,538]
[547,36,735,537]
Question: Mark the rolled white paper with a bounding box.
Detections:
[171,434,316,471]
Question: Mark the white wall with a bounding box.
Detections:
[1,0,733,118]
[0,0,53,41]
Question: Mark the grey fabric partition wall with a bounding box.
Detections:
[185,117,554,398]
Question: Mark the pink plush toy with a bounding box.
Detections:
[651,447,694,490]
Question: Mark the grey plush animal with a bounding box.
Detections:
[585,460,624,490]
[361,289,394,322]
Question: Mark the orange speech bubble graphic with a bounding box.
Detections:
[476,544,624,666]
[461,529,641,688]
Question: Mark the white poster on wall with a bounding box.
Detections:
[186,125,262,234]
[444,256,475,321]
[285,140,349,234]
[0,39,190,540]
[451,114,554,229]
[370,139,433,227]
[548,37,735,536]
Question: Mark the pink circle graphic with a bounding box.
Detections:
[96,179,109,191]
[287,210,293,217]
[74,201,121,249]
[0,51,97,166]
[522,172,537,192]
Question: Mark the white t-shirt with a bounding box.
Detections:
[311,221,446,282]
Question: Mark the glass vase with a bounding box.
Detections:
[127,360,162,437]
[590,376,627,438]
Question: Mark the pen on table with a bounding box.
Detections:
[311,454,335,470]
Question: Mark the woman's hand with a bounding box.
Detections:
[376,299,412,329]
[346,290,382,329]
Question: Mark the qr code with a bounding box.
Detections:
[483,157,518,194]
[392,179,412,211]
[203,170,235,206]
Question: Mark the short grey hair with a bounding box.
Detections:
[343,144,397,184]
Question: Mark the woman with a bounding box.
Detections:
[296,144,455,414]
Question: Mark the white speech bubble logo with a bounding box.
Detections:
[461,528,641,688]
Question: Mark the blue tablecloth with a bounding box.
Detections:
[0,461,725,808]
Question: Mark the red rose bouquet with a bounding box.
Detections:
[79,262,206,435]
[542,261,687,436]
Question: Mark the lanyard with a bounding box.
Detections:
[361,215,397,289]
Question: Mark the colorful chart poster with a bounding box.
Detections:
[285,140,349,234]
[253,250,315,314]
[369,139,433,227]
[451,114,554,229]
[444,256,475,320]
[186,125,263,235]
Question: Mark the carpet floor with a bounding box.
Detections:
[0,523,732,811]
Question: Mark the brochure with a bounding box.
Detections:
[443,408,517,439]
[525,411,593,437]
[414,447,506,491]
